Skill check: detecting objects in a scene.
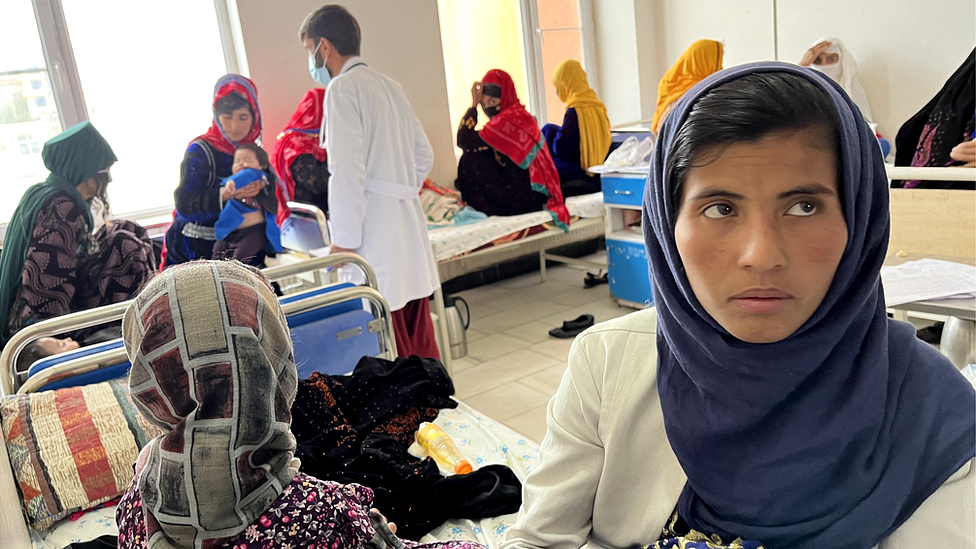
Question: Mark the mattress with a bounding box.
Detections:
[429,193,604,262]
[29,400,541,549]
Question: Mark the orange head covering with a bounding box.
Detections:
[552,60,612,171]
[652,40,723,132]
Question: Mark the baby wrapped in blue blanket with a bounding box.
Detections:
[213,144,283,266]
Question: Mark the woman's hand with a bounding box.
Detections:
[220,181,236,202]
[800,41,832,67]
[471,81,483,108]
[329,243,355,255]
[233,180,263,199]
[370,508,396,534]
[950,138,976,167]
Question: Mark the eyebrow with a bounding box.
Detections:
[689,183,836,202]
[689,188,746,201]
[776,183,837,199]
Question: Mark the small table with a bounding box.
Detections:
[885,254,975,368]
[884,254,976,321]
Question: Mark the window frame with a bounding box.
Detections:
[32,0,88,127]
[518,0,593,125]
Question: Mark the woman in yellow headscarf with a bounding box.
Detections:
[652,39,723,132]
[542,59,612,196]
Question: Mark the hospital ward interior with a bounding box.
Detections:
[1,1,975,548]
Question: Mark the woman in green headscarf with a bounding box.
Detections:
[0,122,157,349]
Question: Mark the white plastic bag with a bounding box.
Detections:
[604,136,639,167]
[633,136,654,165]
[604,136,654,168]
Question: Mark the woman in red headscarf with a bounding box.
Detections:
[164,74,268,266]
[455,69,569,226]
[272,88,329,226]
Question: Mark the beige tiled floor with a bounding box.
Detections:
[448,252,633,444]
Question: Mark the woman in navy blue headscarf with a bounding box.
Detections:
[502,63,975,549]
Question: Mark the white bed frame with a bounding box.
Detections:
[435,215,606,284]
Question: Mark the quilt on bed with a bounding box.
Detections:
[429,193,604,262]
[30,401,541,549]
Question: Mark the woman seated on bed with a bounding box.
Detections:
[0,122,156,351]
[651,39,723,134]
[117,260,485,549]
[455,69,569,225]
[541,60,611,197]
[799,38,875,124]
[501,63,975,549]
[799,37,891,157]
[893,48,975,189]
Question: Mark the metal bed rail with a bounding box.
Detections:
[284,201,330,246]
[263,252,377,289]
[15,285,397,395]
[2,253,378,396]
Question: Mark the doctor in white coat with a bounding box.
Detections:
[301,5,441,359]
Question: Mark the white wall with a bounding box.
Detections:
[776,0,975,139]
[592,0,974,144]
[590,0,644,124]
[659,0,774,69]
[590,0,775,125]
[235,0,458,186]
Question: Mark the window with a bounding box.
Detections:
[437,0,589,153]
[1,1,62,223]
[1,0,229,225]
[437,0,531,155]
[534,0,586,124]
[60,0,227,216]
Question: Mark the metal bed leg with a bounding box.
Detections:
[540,251,548,282]
[432,287,453,377]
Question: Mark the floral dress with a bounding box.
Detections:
[116,472,487,549]
[643,511,767,549]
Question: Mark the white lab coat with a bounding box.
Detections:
[322,57,440,311]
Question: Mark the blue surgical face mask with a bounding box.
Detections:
[308,42,331,87]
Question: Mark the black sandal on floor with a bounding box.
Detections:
[583,271,608,288]
[549,314,595,338]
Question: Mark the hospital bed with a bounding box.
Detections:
[430,192,606,284]
[0,254,538,549]
[274,201,457,373]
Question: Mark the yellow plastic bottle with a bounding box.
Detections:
[416,422,473,474]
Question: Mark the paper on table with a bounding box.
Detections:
[880,258,976,307]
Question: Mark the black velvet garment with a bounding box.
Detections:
[454,107,548,216]
[291,355,522,539]
[893,49,975,189]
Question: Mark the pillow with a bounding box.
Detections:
[1,378,162,531]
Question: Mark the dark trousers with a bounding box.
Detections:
[212,223,267,267]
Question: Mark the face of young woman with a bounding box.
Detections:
[232,148,261,173]
[674,130,848,344]
[218,106,254,142]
